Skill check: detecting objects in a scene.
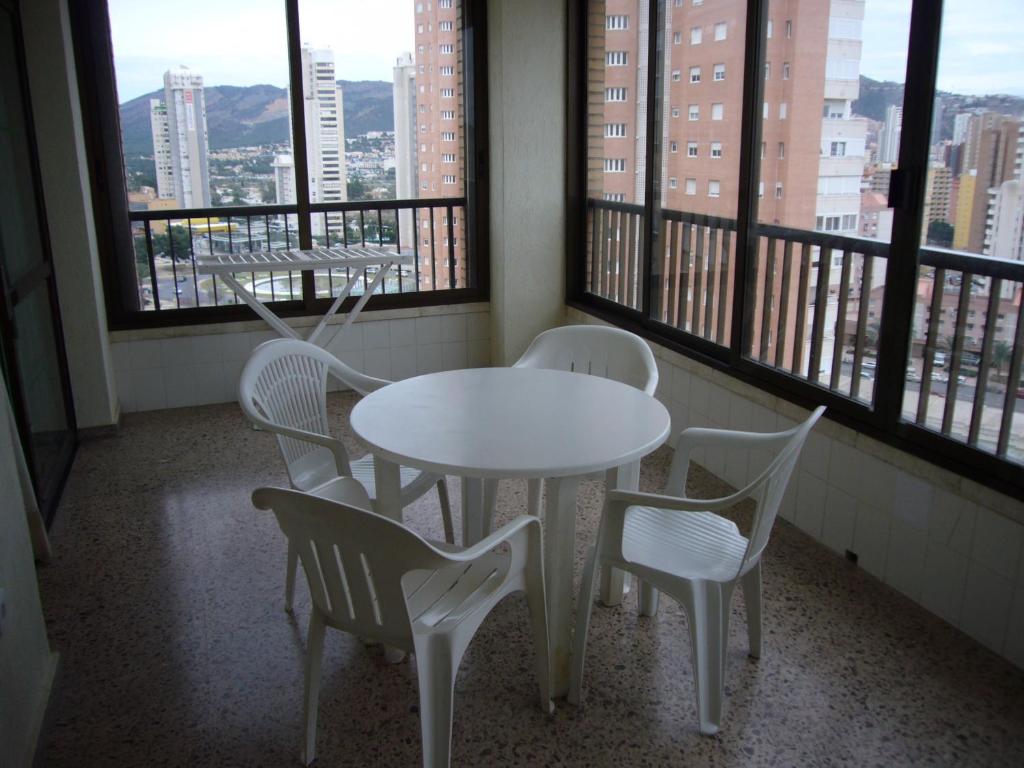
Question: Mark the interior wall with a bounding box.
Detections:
[487,0,568,364]
[20,0,119,430]
[568,307,1024,670]
[0,377,58,764]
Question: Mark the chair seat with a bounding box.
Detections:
[621,506,748,583]
[296,452,437,503]
[404,552,510,630]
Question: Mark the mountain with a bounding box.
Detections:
[854,75,1024,141]
[119,80,393,155]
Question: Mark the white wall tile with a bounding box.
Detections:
[467,312,490,341]
[688,375,710,416]
[115,368,135,412]
[854,502,891,580]
[779,476,798,523]
[822,486,857,556]
[193,364,229,405]
[440,313,467,342]
[750,403,777,434]
[972,507,1024,581]
[672,367,691,404]
[130,340,164,370]
[363,347,391,380]
[885,519,927,601]
[960,561,1014,654]
[928,488,976,556]
[327,322,363,353]
[439,340,466,370]
[920,543,969,627]
[163,364,199,409]
[669,401,689,439]
[389,318,416,346]
[704,445,726,480]
[220,333,252,361]
[467,339,490,368]
[111,342,133,372]
[362,320,390,349]
[709,385,731,425]
[248,330,277,351]
[856,454,896,513]
[415,315,442,345]
[389,345,417,380]
[795,471,827,539]
[728,394,753,432]
[890,471,932,531]
[190,335,225,365]
[827,441,861,496]
[416,343,444,375]
[131,368,168,411]
[724,447,749,489]
[802,431,831,481]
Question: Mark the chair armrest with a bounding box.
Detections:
[430,515,541,563]
[247,415,351,476]
[606,488,741,514]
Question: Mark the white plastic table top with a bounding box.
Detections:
[350,367,671,480]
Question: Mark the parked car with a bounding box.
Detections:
[906,366,921,383]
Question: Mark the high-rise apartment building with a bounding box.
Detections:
[878,105,902,166]
[149,99,175,201]
[923,163,954,232]
[161,66,210,208]
[410,0,464,291]
[273,154,297,205]
[298,45,348,239]
[959,112,1020,252]
[392,52,418,250]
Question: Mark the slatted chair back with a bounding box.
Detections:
[514,325,658,395]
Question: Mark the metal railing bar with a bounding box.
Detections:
[917,267,945,423]
[755,222,890,258]
[704,227,717,337]
[446,204,456,290]
[831,249,853,392]
[921,246,1024,282]
[667,220,679,326]
[679,222,692,331]
[692,224,705,333]
[429,208,438,292]
[775,239,792,369]
[792,242,811,376]
[850,254,874,401]
[997,291,1024,456]
[809,245,831,385]
[942,274,973,434]
[969,278,1002,446]
[759,238,775,361]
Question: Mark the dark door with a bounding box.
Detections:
[0,0,77,525]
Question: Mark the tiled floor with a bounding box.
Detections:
[37,395,1024,766]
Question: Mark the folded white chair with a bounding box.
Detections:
[239,338,454,610]
[569,406,825,735]
[252,479,552,767]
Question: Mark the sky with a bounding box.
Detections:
[110,0,1024,102]
[109,0,415,101]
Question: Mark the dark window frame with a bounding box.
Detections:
[69,0,489,331]
[567,0,1024,502]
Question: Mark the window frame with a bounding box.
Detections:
[70,0,490,331]
[566,0,1024,500]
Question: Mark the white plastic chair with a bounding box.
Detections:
[569,406,825,735]
[476,325,659,533]
[251,479,552,767]
[239,338,454,610]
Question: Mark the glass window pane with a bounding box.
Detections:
[747,0,910,406]
[903,0,1024,463]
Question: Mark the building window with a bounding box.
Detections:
[775,182,784,199]
[672,69,682,82]
[763,102,769,119]
[439,0,453,7]
[670,140,679,153]
[603,192,626,201]
[441,153,456,163]
[604,158,627,172]
[687,142,698,157]
[779,102,788,120]
[674,31,682,45]
[605,87,628,102]
[783,62,791,80]
[439,43,455,54]
[760,141,766,159]
[439,65,455,76]
[708,179,721,197]
[685,177,697,195]
[778,141,785,159]
[689,104,700,120]
[441,110,455,119]
[758,181,765,198]
[710,141,722,158]
[714,22,727,41]
[606,51,628,66]
[691,26,703,45]
[440,88,454,98]
[785,19,792,38]
[669,177,678,189]
[671,106,680,118]
[604,123,627,138]
[689,66,701,83]
[606,15,629,30]
[830,141,847,156]
[713,63,726,81]
[439,20,453,31]
[442,174,457,184]
[711,103,724,120]
[767,19,773,38]
[441,131,456,141]
[765,61,771,80]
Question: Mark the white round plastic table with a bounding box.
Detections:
[350,367,671,696]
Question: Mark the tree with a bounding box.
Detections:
[992,340,1012,374]
[926,220,954,247]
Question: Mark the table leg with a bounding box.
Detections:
[372,457,403,522]
[599,461,640,606]
[219,273,299,339]
[544,475,580,698]
[461,477,485,546]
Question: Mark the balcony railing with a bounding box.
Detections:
[582,198,1024,472]
[128,197,467,313]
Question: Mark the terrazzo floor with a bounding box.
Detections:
[35,394,1024,767]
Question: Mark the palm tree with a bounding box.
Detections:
[992,340,1012,375]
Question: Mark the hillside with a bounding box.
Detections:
[854,75,1024,140]
[119,80,393,155]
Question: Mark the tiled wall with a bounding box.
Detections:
[567,308,1024,669]
[110,307,491,413]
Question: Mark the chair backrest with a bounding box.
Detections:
[513,325,658,395]
[733,406,825,577]
[252,481,452,648]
